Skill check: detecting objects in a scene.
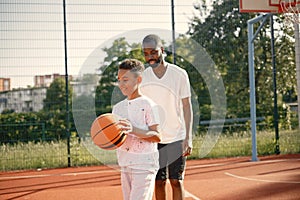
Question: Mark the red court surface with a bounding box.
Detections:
[0,154,299,200]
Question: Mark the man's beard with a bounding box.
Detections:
[147,56,162,68]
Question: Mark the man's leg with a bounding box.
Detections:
[169,179,184,200]
[168,141,186,200]
[155,179,167,200]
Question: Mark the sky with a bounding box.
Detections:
[0,0,201,89]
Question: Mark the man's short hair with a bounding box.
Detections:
[142,34,163,48]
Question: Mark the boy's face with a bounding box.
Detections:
[117,69,141,99]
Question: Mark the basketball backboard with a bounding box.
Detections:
[239,0,300,13]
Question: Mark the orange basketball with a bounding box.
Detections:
[90,113,127,150]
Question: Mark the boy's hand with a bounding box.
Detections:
[118,119,133,134]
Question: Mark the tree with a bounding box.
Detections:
[43,77,73,111]
[188,0,296,129]
[43,77,73,139]
[95,37,144,115]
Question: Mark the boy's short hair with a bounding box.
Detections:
[119,59,145,74]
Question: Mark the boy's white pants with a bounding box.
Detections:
[121,167,157,200]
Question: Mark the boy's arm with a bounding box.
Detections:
[131,124,161,143]
[118,119,161,143]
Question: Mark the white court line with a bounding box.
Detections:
[1,157,298,200]
[2,158,299,181]
[187,158,300,171]
[225,172,300,184]
[186,158,300,199]
[187,163,225,169]
[164,180,201,200]
[0,169,117,180]
[185,189,201,200]
[0,169,203,199]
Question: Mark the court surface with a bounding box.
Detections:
[0,154,299,200]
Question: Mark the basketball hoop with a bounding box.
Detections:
[279,0,300,24]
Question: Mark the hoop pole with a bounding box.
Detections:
[247,14,271,162]
[248,15,265,162]
[248,20,257,161]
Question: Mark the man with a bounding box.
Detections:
[140,34,193,200]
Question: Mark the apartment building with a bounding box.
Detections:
[0,83,95,113]
[0,87,47,113]
[0,78,10,92]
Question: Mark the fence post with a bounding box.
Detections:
[63,0,71,167]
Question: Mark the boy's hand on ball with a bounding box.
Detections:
[118,119,133,134]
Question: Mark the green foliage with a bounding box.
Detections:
[1,109,15,114]
[188,0,296,128]
[95,37,144,115]
[43,77,75,140]
[0,112,45,143]
[43,77,73,111]
[170,35,212,121]
[190,129,299,159]
[0,78,76,143]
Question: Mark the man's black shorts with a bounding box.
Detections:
[156,140,186,180]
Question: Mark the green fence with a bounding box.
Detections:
[1,0,299,171]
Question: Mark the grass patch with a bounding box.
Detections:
[1,129,299,171]
[190,129,300,159]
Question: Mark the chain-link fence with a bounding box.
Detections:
[1,0,299,171]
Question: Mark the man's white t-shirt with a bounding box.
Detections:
[112,96,160,172]
[140,63,191,144]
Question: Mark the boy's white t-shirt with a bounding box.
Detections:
[112,96,160,172]
[140,63,191,144]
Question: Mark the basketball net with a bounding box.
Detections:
[279,0,300,24]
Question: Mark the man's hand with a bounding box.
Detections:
[182,139,192,157]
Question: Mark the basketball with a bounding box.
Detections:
[90,113,127,150]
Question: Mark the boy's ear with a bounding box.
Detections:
[137,75,142,83]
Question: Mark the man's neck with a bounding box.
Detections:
[152,62,167,78]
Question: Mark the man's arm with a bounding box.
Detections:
[182,97,193,156]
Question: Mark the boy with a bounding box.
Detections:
[112,58,161,200]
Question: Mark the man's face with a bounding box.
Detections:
[143,42,163,68]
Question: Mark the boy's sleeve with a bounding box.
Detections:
[146,103,160,127]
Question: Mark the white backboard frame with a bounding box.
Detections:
[240,0,300,13]
[239,0,280,13]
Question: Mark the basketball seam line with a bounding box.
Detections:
[101,131,126,149]
[100,130,123,146]
[92,121,118,140]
